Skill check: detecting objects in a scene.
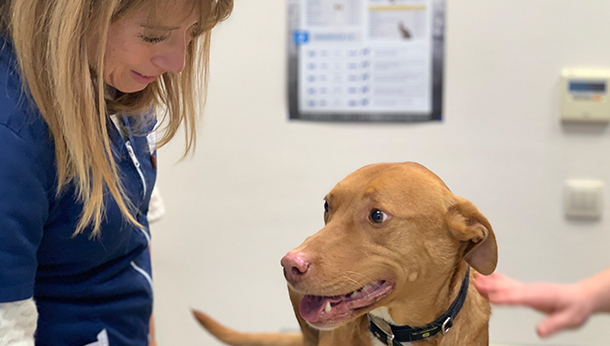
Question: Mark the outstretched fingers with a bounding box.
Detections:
[475,273,593,338]
[474,272,527,305]
[536,307,588,338]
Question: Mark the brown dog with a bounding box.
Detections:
[194,162,497,346]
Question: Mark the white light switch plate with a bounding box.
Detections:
[564,179,604,218]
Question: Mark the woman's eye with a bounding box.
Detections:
[324,201,329,213]
[138,34,168,44]
[370,209,387,224]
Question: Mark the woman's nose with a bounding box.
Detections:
[152,35,191,73]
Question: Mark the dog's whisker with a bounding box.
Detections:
[342,273,366,287]
[345,279,363,291]
[345,271,376,286]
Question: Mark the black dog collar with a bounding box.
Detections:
[368,267,470,345]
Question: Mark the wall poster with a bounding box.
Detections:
[288,0,446,122]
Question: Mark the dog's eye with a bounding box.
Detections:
[324,201,329,213]
[370,209,387,223]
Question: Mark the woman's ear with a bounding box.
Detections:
[446,198,498,275]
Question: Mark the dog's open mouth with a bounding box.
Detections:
[299,280,394,325]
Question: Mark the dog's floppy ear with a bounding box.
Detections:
[446,199,497,275]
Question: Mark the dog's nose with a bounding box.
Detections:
[281,252,309,285]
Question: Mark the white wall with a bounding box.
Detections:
[152,1,610,345]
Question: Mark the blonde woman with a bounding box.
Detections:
[0,0,232,345]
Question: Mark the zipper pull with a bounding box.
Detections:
[125,141,141,168]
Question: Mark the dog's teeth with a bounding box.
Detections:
[351,291,359,298]
[325,301,332,313]
[363,284,372,292]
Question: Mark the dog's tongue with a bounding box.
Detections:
[299,295,343,323]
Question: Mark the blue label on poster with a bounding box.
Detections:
[294,30,309,45]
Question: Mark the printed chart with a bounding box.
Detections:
[288,0,445,122]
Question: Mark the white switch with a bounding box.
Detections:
[564,180,604,219]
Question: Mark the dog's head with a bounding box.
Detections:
[281,162,497,330]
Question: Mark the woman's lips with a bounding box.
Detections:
[131,70,158,84]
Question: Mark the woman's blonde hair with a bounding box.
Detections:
[0,0,233,235]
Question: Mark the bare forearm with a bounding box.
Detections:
[580,267,610,314]
[148,244,156,346]
[149,314,157,346]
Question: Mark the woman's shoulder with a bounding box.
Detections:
[0,35,50,145]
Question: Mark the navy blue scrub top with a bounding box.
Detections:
[0,36,156,345]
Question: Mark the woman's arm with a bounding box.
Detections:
[149,314,157,346]
[147,185,163,346]
[579,267,610,314]
[0,299,37,346]
[475,269,610,338]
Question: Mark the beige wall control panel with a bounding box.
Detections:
[561,68,610,122]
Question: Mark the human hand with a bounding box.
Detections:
[474,272,594,338]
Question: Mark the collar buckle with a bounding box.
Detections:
[368,314,396,345]
[441,316,453,335]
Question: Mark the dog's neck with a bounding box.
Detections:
[370,333,412,346]
[366,263,477,346]
[368,307,412,346]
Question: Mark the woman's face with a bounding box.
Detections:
[104,3,199,93]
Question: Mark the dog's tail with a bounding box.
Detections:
[192,309,304,346]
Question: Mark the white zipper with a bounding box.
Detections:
[130,261,154,293]
[125,141,147,199]
[116,119,152,246]
[139,228,151,245]
[125,139,154,296]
